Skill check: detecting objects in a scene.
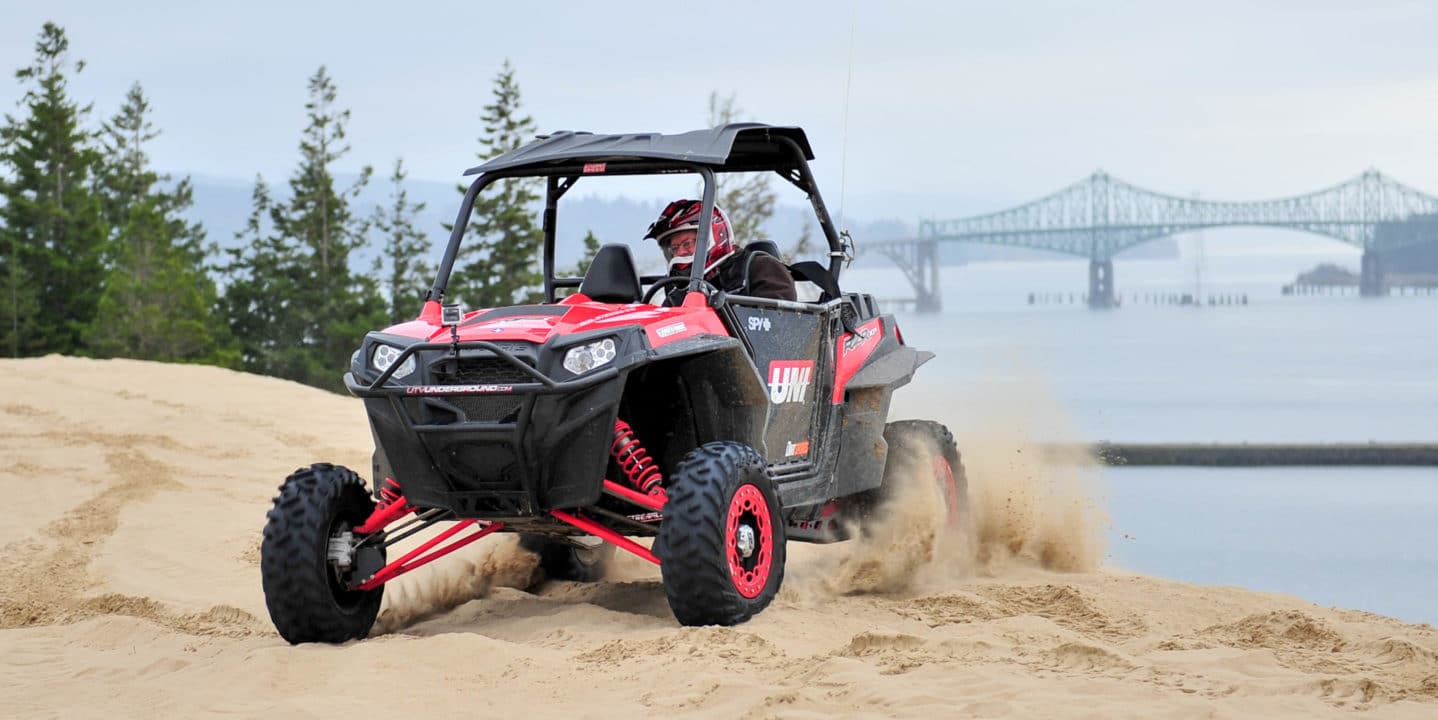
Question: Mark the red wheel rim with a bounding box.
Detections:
[934,456,961,529]
[726,484,772,598]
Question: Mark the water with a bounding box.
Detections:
[842,242,1438,625]
[1107,467,1437,625]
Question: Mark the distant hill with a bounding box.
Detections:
[184,173,1177,278]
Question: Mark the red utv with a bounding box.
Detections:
[260,124,968,643]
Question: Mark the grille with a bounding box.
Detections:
[443,357,534,385]
[433,356,534,423]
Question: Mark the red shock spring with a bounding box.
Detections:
[611,419,664,494]
[378,477,404,509]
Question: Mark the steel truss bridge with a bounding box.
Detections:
[865,170,1438,311]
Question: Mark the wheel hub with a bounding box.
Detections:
[725,484,773,599]
[736,524,756,559]
[327,529,355,569]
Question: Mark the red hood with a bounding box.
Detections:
[380,296,728,348]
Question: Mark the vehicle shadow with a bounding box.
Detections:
[533,578,673,620]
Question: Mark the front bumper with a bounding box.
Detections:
[346,335,635,518]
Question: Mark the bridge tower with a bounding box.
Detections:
[870,234,943,313]
[1360,249,1386,296]
[915,239,942,312]
[1359,170,1388,297]
[905,221,943,313]
[1088,258,1115,308]
[1087,172,1118,308]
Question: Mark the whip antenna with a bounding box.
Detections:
[836,0,857,233]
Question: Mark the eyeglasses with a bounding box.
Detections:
[661,231,697,258]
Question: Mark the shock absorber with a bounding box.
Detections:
[377,477,404,509]
[611,419,664,495]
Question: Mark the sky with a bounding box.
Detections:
[3,0,1437,224]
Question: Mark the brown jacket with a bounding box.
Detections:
[738,252,798,301]
[668,249,798,302]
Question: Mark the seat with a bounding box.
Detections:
[739,240,840,302]
[578,243,642,303]
[739,241,786,297]
[746,240,782,260]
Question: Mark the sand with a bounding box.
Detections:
[1,355,1434,718]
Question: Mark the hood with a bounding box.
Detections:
[385,297,681,342]
[379,299,722,347]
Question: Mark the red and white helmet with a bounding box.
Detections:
[644,199,737,276]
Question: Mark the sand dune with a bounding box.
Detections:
[1,356,1434,718]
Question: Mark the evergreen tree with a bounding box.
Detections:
[370,158,432,323]
[449,60,542,308]
[85,83,235,364]
[218,67,383,390]
[574,229,602,276]
[556,229,602,299]
[0,22,108,356]
[217,178,312,379]
[707,92,776,246]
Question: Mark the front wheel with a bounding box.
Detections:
[655,441,786,626]
[261,463,385,644]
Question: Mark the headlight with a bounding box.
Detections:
[371,343,416,379]
[563,338,617,375]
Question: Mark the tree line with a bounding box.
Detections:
[0,23,780,392]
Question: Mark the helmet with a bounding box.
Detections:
[644,199,737,276]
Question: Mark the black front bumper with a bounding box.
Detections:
[346,338,629,519]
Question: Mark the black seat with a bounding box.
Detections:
[578,243,642,303]
[739,240,785,297]
[738,239,841,302]
[746,240,782,259]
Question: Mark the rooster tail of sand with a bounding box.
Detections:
[784,355,1109,599]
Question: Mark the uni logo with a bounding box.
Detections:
[768,361,814,404]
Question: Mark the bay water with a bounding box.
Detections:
[841,240,1438,624]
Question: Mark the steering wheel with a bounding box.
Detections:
[642,276,718,306]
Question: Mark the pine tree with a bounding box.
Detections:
[0,22,108,356]
[449,60,543,308]
[85,83,234,364]
[370,158,432,323]
[276,66,383,388]
[707,92,776,246]
[574,229,602,276]
[217,178,311,378]
[217,67,384,390]
[555,229,602,299]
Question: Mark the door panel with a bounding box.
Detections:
[728,302,832,466]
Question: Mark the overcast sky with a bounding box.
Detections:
[3,0,1437,222]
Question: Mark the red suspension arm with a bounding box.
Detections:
[355,520,504,591]
[551,510,659,565]
[602,479,666,512]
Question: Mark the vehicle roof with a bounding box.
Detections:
[464,123,814,176]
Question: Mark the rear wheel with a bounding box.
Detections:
[261,463,385,644]
[655,441,785,626]
[519,534,615,582]
[853,420,971,538]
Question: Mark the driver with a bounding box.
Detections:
[644,199,796,301]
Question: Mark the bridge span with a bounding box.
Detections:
[865,170,1438,311]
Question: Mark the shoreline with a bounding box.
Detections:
[1045,442,1438,466]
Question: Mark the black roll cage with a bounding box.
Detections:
[427,136,845,307]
